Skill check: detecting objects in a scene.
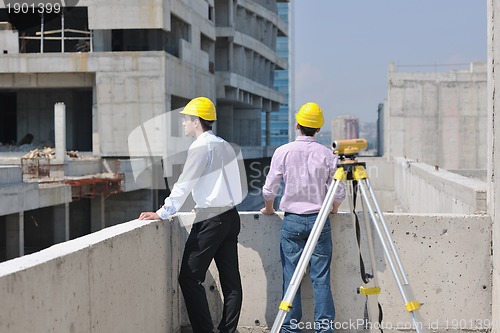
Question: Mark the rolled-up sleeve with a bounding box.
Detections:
[156,197,177,220]
[262,150,284,201]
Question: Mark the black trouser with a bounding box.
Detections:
[179,207,242,333]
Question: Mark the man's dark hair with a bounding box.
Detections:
[186,115,214,131]
[198,117,214,131]
[299,125,318,137]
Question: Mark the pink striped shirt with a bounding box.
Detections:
[262,136,346,214]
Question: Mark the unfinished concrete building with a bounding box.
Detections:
[384,62,487,171]
[0,0,288,261]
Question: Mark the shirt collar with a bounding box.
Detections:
[197,130,214,140]
[295,135,317,142]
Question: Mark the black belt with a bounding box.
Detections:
[284,212,318,217]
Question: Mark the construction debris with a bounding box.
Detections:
[22,147,55,159]
[67,151,80,158]
[21,148,83,159]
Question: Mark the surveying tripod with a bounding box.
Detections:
[270,140,426,333]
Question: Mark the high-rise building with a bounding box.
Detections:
[332,115,360,142]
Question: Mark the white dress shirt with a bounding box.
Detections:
[156,131,244,220]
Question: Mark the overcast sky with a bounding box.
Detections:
[293,1,487,124]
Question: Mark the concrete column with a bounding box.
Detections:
[216,105,234,142]
[92,81,101,157]
[228,0,234,26]
[53,203,69,244]
[91,196,105,232]
[54,102,66,164]
[92,30,112,52]
[5,212,24,260]
[151,163,163,209]
[228,38,233,72]
[487,1,499,331]
[233,108,261,146]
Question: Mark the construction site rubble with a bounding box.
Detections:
[21,148,82,159]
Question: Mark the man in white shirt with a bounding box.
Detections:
[139,97,244,333]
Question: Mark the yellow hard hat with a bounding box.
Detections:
[180,97,217,121]
[296,102,324,128]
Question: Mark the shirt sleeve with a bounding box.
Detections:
[262,149,284,201]
[156,197,177,220]
[334,179,346,203]
[161,143,209,216]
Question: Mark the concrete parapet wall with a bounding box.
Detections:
[206,213,491,332]
[0,218,183,333]
[0,165,22,185]
[0,211,491,332]
[378,213,491,331]
[394,157,487,214]
[0,182,71,216]
[337,157,396,213]
[87,0,170,30]
[65,159,102,177]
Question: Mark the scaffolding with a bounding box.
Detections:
[20,11,93,53]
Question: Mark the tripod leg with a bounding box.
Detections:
[358,185,384,332]
[357,178,427,333]
[270,178,342,333]
[348,181,382,332]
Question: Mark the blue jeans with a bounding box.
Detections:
[280,213,335,333]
